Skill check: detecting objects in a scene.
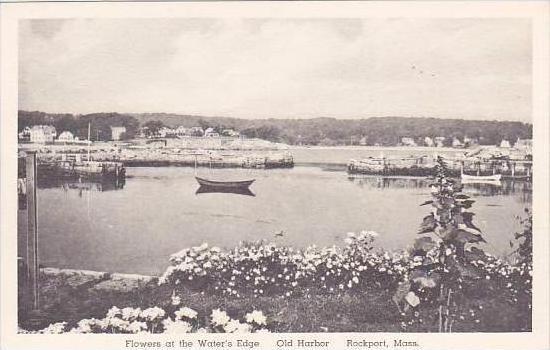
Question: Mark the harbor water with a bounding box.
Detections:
[29,165,531,275]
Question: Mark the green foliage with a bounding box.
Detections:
[394,157,487,332]
[19,111,532,145]
[510,209,532,264]
[18,111,139,141]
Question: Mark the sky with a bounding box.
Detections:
[19,18,532,122]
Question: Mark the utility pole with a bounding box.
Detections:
[25,151,39,310]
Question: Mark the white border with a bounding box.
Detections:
[1,2,548,350]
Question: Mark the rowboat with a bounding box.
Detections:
[461,173,502,182]
[195,176,255,189]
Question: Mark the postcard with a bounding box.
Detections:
[1,1,548,350]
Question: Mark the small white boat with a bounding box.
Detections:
[461,173,502,182]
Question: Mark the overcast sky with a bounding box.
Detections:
[19,18,531,121]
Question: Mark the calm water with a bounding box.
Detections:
[31,166,531,275]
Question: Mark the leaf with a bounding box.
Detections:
[414,237,437,252]
[457,200,475,209]
[454,229,485,244]
[455,194,470,199]
[420,200,433,206]
[418,214,437,234]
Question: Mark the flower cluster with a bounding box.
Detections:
[159,231,412,297]
[26,306,270,334]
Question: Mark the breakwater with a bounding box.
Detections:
[348,157,532,179]
[29,148,294,170]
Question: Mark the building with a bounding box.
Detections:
[401,137,417,147]
[111,126,127,141]
[57,131,75,142]
[452,137,464,148]
[204,127,219,138]
[30,125,56,143]
[434,137,446,148]
[190,127,204,137]
[221,129,240,137]
[423,137,434,147]
[500,139,511,148]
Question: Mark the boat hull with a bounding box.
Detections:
[195,176,254,189]
[461,174,502,182]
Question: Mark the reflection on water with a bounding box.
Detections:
[37,177,125,192]
[347,175,532,202]
[196,185,255,197]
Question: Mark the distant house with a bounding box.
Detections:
[57,131,74,142]
[463,136,478,148]
[221,129,240,137]
[500,139,511,148]
[111,126,126,141]
[514,138,532,149]
[18,126,31,141]
[30,125,56,143]
[359,136,368,146]
[452,137,463,148]
[158,127,176,138]
[176,126,190,137]
[434,137,446,148]
[204,127,219,138]
[424,137,434,147]
[190,127,204,137]
[401,137,417,147]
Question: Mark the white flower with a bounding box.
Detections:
[211,309,230,326]
[162,319,192,334]
[106,306,122,318]
[245,310,267,326]
[223,319,241,333]
[140,307,166,321]
[40,322,67,334]
[175,307,198,320]
[352,276,359,284]
[121,307,142,321]
[127,321,148,333]
[255,328,271,333]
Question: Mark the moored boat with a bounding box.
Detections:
[461,173,502,182]
[195,176,255,189]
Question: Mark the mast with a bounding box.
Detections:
[87,122,91,162]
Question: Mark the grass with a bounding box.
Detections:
[19,270,531,333]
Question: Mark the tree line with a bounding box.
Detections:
[19,110,532,145]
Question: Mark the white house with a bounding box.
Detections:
[500,139,511,148]
[452,137,464,148]
[401,137,417,147]
[204,127,219,138]
[111,126,127,141]
[57,130,75,142]
[424,137,434,147]
[434,137,446,148]
[30,125,56,143]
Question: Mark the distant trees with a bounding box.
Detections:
[18,111,139,141]
[18,110,532,146]
[143,120,165,137]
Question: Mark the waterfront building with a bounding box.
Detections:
[452,137,464,148]
[423,137,434,147]
[190,126,204,137]
[434,136,446,147]
[57,130,75,142]
[30,125,56,143]
[401,137,417,147]
[500,139,511,148]
[204,127,220,138]
[111,126,127,141]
